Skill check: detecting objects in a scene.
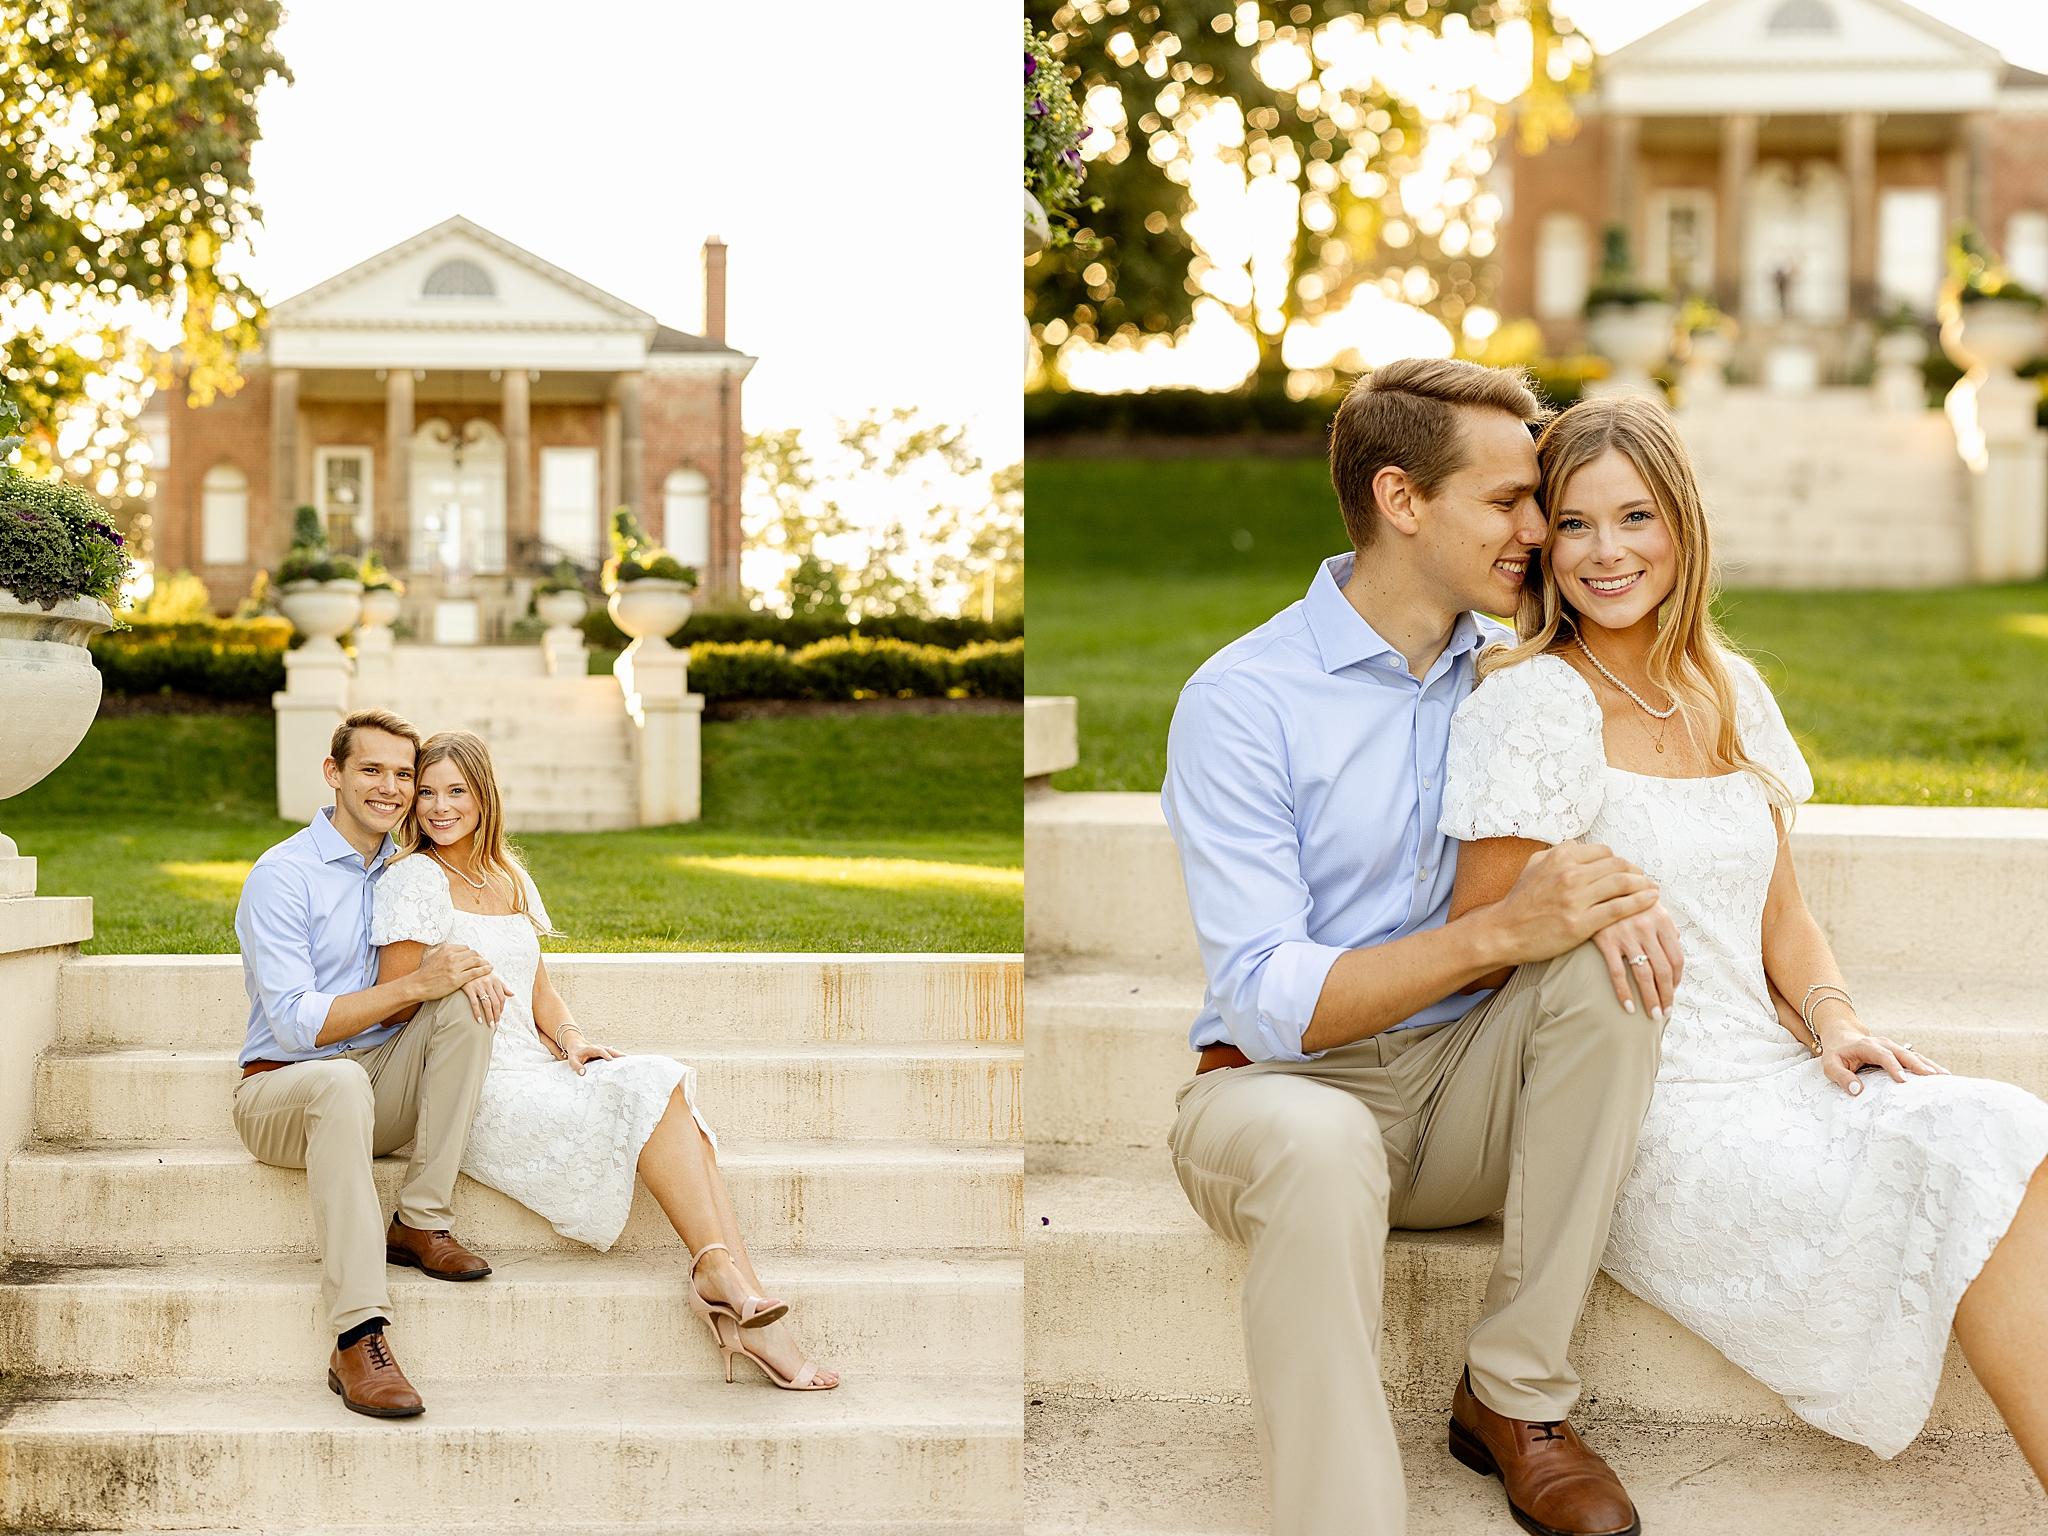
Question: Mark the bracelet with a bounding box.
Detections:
[1798,984,1855,1056]
[552,1024,584,1055]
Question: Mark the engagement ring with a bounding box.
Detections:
[1629,955,1650,966]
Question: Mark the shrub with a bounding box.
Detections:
[1026,385,1339,441]
[951,638,1025,699]
[685,641,808,703]
[791,635,960,700]
[578,605,1020,652]
[602,505,698,592]
[0,470,131,609]
[684,635,1026,703]
[91,638,286,702]
[275,503,360,585]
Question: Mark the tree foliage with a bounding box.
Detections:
[1023,0,1589,374]
[1,1,291,410]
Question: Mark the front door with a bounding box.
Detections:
[410,418,507,580]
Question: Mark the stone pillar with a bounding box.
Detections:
[1716,115,1756,317]
[270,367,300,553]
[273,647,352,823]
[502,367,532,567]
[383,368,413,558]
[1964,112,1993,232]
[601,400,622,525]
[1948,370,2048,582]
[614,642,703,825]
[1842,111,1878,318]
[614,371,645,527]
[1604,114,1641,260]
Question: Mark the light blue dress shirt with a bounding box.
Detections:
[235,807,404,1068]
[1161,553,1507,1063]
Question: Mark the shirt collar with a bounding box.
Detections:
[310,806,395,872]
[1304,553,1486,677]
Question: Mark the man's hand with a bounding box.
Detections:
[1591,900,1683,1019]
[1479,841,1662,975]
[414,943,496,1006]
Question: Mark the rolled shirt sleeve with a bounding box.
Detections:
[1163,681,1346,1062]
[234,861,336,1054]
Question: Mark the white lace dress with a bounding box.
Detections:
[370,854,715,1250]
[1440,651,2048,1457]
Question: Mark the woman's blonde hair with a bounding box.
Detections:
[399,729,556,933]
[1479,394,1791,804]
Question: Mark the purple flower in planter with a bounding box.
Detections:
[1026,52,1037,80]
[1063,148,1082,165]
[1030,96,1048,117]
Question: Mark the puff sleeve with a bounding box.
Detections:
[515,866,553,934]
[370,855,456,947]
[1729,655,1814,807]
[1440,653,1608,843]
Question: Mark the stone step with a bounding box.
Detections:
[1022,1146,2001,1434]
[35,1042,1022,1144]
[55,954,1024,1049]
[1026,1398,2043,1535]
[0,1373,1018,1530]
[1025,962,2048,1147]
[0,1250,1018,1382]
[500,806,642,833]
[6,1139,1021,1258]
[1025,795,2048,977]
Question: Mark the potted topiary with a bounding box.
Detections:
[602,506,697,648]
[0,393,133,882]
[1584,226,1674,394]
[1942,225,2045,376]
[274,505,362,653]
[356,547,404,630]
[534,557,590,631]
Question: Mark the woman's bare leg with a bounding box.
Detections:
[1955,1157,2048,1488]
[636,1088,837,1385]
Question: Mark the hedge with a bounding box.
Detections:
[687,636,1024,703]
[1026,385,1341,440]
[91,638,287,702]
[577,606,1022,653]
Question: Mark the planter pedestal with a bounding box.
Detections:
[353,624,395,685]
[273,645,354,823]
[543,625,586,678]
[614,639,704,826]
[1947,371,2048,582]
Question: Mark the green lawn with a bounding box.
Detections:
[7,712,1020,954]
[1027,455,2048,805]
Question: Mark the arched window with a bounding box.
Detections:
[201,462,248,565]
[421,259,495,298]
[1535,213,1589,319]
[2007,211,2048,294]
[663,467,711,568]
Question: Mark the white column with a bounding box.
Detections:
[1717,114,1756,318]
[1948,369,2048,582]
[383,368,414,557]
[502,367,532,566]
[614,640,703,825]
[273,647,352,823]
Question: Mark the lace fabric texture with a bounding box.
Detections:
[1443,652,2048,1457]
[371,854,712,1251]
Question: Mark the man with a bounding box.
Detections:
[234,707,503,1418]
[1162,358,1672,1536]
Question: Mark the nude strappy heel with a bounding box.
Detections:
[687,1242,789,1330]
[684,1265,838,1391]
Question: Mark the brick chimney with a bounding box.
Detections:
[702,236,727,344]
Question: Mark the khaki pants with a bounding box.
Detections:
[232,991,493,1337]
[1167,941,1663,1536]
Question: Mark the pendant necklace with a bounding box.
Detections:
[1576,635,1678,753]
[430,849,490,899]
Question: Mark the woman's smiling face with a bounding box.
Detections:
[414,759,480,848]
[1547,447,1679,632]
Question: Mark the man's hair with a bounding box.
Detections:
[330,708,420,770]
[1328,357,1550,549]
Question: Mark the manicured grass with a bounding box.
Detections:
[7,712,1020,954]
[1027,455,2048,804]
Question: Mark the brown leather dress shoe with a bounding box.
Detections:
[328,1331,425,1418]
[385,1216,492,1281]
[1449,1369,1639,1536]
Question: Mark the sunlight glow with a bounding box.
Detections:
[670,855,1022,893]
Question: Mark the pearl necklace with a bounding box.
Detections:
[1575,635,1679,720]
[429,849,489,890]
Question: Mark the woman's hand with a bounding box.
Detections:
[1819,1018,1948,1095]
[462,971,512,1027]
[1592,900,1684,1020]
[562,1035,622,1077]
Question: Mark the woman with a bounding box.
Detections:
[1438,394,2048,1473]
[370,730,837,1391]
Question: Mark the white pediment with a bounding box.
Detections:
[1601,0,2006,115]
[265,217,657,372]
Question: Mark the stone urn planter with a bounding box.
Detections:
[0,591,113,890]
[1943,299,2045,376]
[357,587,403,630]
[278,579,364,657]
[1586,302,1675,397]
[1679,329,1733,410]
[1874,327,1931,415]
[537,588,590,631]
[1025,190,1051,257]
[608,578,694,650]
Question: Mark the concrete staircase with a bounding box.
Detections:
[1024,790,2048,1531]
[0,952,1023,1533]
[351,646,639,833]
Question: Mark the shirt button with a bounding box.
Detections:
[1423,778,1432,789]
[1417,866,1428,881]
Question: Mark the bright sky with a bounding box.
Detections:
[235,2,1016,468]
[1560,0,2048,68]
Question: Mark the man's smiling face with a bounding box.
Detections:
[323,728,416,844]
[1411,407,1545,618]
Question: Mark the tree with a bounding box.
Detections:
[1,1,291,485]
[1024,0,1588,375]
